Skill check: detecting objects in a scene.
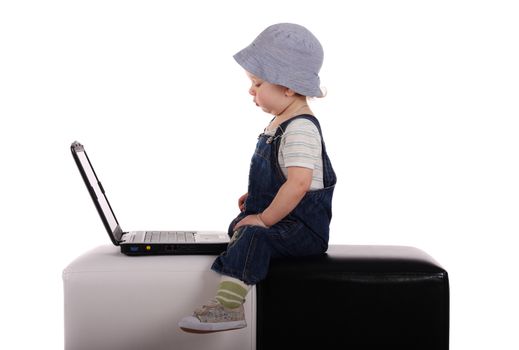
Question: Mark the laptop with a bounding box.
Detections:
[71,141,229,256]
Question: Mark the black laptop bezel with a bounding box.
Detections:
[71,141,123,246]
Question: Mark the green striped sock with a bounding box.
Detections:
[215,276,250,309]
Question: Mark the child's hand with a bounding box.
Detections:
[238,192,248,212]
[234,214,269,230]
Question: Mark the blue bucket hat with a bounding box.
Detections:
[234,23,324,97]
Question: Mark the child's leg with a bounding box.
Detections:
[212,222,325,285]
[216,275,251,309]
[211,225,273,285]
[178,274,251,333]
[179,223,323,333]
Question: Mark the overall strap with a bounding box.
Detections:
[275,114,323,139]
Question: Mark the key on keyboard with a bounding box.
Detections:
[144,231,196,243]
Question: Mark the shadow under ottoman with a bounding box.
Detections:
[256,245,449,350]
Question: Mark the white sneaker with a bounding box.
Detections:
[178,299,247,333]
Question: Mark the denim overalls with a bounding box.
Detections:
[211,115,337,285]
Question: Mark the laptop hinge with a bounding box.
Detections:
[119,232,130,243]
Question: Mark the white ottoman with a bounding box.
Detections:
[63,245,256,350]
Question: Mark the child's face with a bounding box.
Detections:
[246,72,292,116]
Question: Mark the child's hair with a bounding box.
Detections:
[234,23,324,98]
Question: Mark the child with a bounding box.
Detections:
[179,23,337,333]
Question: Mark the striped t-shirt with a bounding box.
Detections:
[265,118,324,190]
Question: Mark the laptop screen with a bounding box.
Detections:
[72,143,123,244]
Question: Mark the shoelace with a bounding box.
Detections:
[194,299,220,315]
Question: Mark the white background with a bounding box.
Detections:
[1,1,518,349]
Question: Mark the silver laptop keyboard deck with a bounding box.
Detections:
[144,231,196,243]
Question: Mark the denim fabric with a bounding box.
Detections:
[211,115,337,285]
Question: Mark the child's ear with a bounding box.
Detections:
[285,88,296,97]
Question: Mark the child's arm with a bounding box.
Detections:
[234,166,312,229]
[260,166,312,226]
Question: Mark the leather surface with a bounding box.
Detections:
[63,245,256,350]
[256,245,449,350]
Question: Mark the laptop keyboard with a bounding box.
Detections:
[144,231,196,243]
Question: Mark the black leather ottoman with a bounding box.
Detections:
[256,245,449,350]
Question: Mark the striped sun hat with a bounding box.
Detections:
[234,23,324,97]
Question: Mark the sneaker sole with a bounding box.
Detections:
[179,316,246,333]
[179,325,245,334]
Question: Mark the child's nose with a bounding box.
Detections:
[249,87,256,96]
